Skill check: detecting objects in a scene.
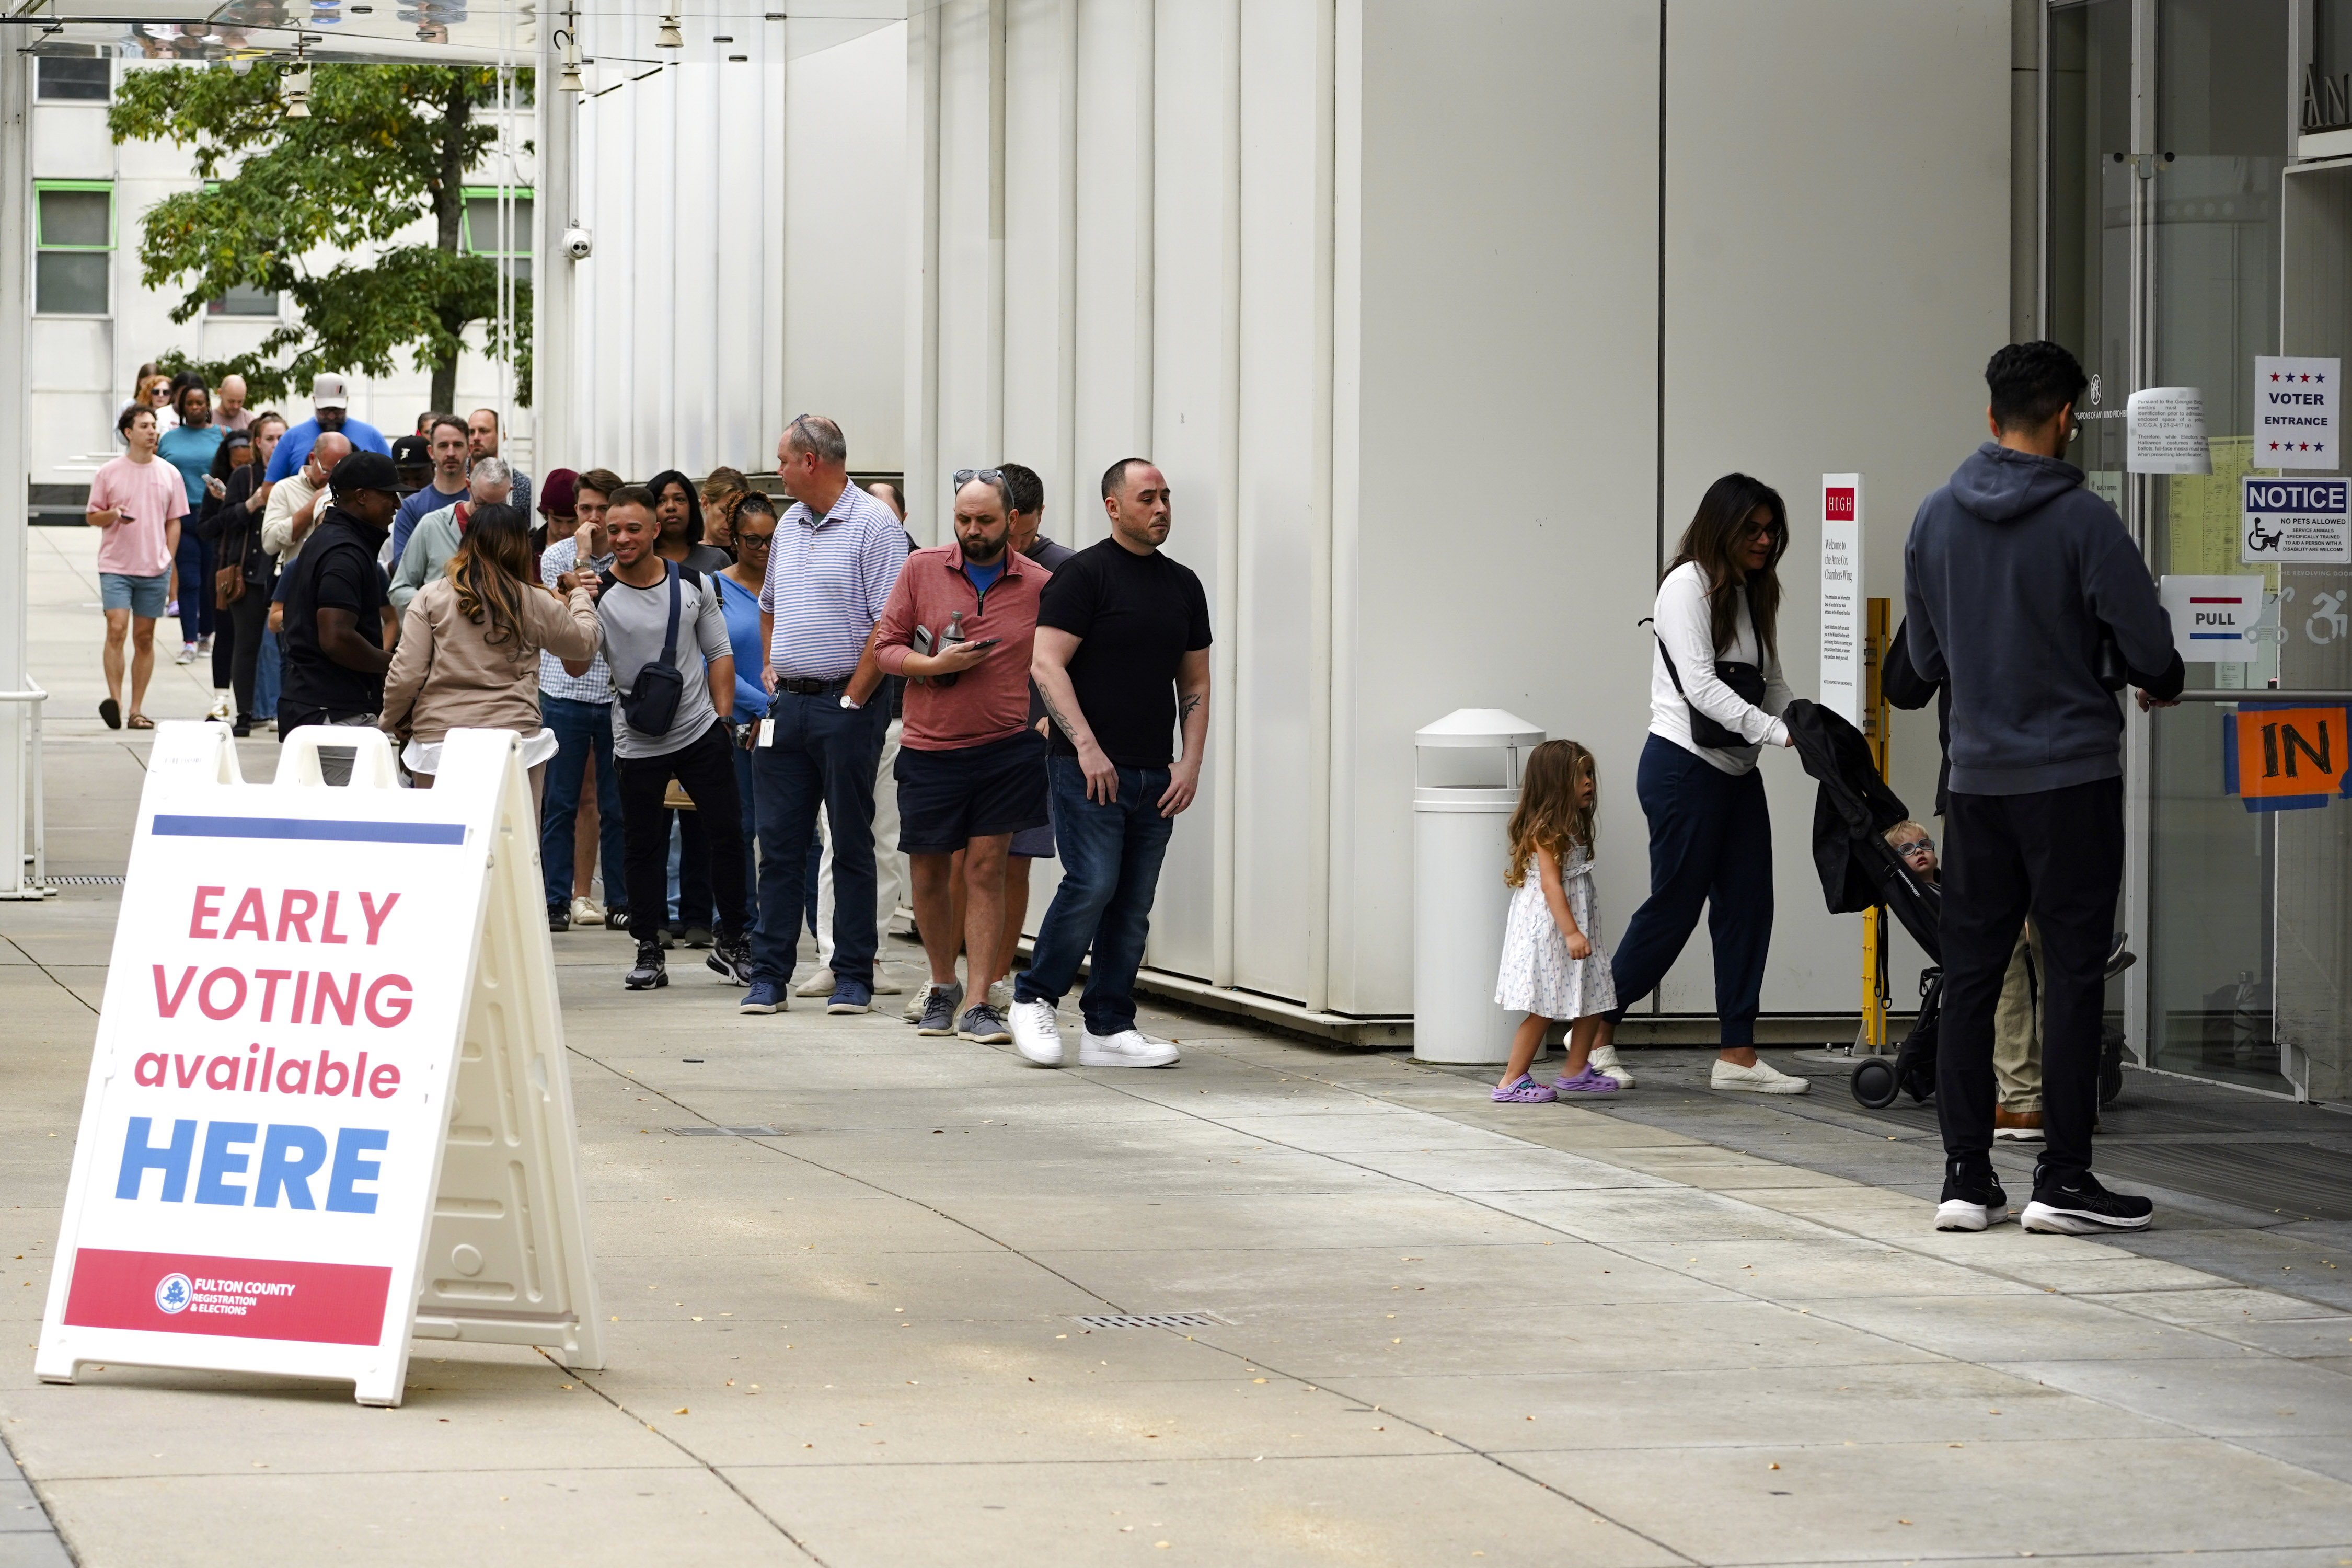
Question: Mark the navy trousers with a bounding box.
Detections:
[1603,733,1775,1046]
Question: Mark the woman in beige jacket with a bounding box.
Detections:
[380,501,601,800]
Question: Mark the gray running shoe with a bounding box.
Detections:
[916,984,962,1036]
[958,1003,1012,1044]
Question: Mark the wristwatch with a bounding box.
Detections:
[838,694,861,711]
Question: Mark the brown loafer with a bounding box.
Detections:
[1993,1105,2045,1142]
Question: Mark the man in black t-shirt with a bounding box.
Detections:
[279,450,400,786]
[1009,458,1212,1070]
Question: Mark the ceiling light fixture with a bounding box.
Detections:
[655,13,683,48]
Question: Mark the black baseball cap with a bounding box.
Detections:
[329,449,402,498]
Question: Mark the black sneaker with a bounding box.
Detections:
[548,905,571,933]
[1934,1159,2010,1232]
[2022,1164,2153,1234]
[607,906,635,935]
[916,984,960,1036]
[706,932,753,986]
[624,940,668,991]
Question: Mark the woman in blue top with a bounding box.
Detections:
[155,382,226,663]
[716,493,778,926]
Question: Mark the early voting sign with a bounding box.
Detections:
[2242,476,2351,564]
[38,724,602,1406]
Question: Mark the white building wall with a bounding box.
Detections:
[27,57,535,495]
[907,0,2011,1022]
[564,10,903,483]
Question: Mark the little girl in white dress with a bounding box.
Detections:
[1492,739,1620,1102]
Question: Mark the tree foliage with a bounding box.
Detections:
[108,62,533,412]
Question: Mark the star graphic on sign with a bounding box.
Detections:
[2272,372,2282,381]
[2303,374,2314,382]
[2272,441,2282,450]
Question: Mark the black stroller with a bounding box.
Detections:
[1783,699,2131,1113]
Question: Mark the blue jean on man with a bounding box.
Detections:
[1014,757,1176,1037]
[539,694,627,916]
[751,691,888,988]
[253,628,282,722]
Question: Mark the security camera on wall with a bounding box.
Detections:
[561,227,593,262]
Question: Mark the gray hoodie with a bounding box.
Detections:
[1903,443,2183,797]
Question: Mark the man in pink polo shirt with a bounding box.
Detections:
[872,469,1054,1045]
[86,404,190,730]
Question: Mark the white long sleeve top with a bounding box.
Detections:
[1647,561,1793,775]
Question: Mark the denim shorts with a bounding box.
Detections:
[100,571,169,619]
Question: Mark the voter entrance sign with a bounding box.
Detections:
[37,724,602,1405]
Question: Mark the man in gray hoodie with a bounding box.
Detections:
[1904,340,2183,1239]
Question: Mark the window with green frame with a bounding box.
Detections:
[34,181,111,316]
[461,187,534,285]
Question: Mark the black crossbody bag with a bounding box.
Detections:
[605,562,689,736]
[1643,579,1770,750]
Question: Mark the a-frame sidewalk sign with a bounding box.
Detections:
[37,723,603,1406]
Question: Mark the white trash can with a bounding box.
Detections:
[1412,708,1546,1065]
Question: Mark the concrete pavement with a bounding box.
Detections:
[2,524,2350,1565]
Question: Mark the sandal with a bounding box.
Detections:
[1490,1074,1557,1104]
[125,713,155,730]
[98,698,121,730]
[1552,1066,1620,1095]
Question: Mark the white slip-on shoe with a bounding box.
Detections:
[1010,999,1065,1066]
[1588,1043,1634,1088]
[570,895,606,927]
[987,978,1013,1012]
[1710,1057,1812,1094]
[1078,1028,1180,1069]
[794,967,837,998]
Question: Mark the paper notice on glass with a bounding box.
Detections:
[2128,387,2211,475]
[2158,574,2263,663]
[1819,476,1863,731]
[2252,355,2338,469]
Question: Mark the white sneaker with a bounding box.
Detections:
[987,978,1012,1012]
[1078,1028,1180,1069]
[1589,1043,1634,1088]
[871,973,904,996]
[1710,1056,1811,1094]
[570,895,605,927]
[1009,999,1065,1066]
[795,967,837,998]
[175,643,197,665]
[206,691,232,721]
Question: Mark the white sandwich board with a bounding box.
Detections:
[1820,474,1865,731]
[37,723,603,1406]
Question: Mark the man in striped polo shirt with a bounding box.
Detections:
[742,416,910,1017]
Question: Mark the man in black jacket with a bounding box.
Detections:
[1904,341,2183,1238]
[279,451,400,785]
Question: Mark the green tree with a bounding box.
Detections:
[109,62,532,414]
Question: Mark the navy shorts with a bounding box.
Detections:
[895,730,1048,854]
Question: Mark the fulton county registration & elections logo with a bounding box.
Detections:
[154,1273,192,1315]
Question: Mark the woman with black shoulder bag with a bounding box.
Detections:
[1596,472,1809,1095]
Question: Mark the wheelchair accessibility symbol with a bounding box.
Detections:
[2310,590,2349,646]
[2246,517,2286,555]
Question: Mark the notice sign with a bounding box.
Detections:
[39,724,602,1406]
[1819,475,1865,730]
[2128,387,2211,475]
[2254,355,2338,469]
[2242,475,2351,563]
[2159,574,2263,664]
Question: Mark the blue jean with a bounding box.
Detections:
[751,691,889,987]
[174,531,214,642]
[1014,757,1175,1036]
[1602,733,1775,1046]
[253,630,281,726]
[539,695,627,915]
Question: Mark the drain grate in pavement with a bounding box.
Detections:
[1073,1312,1228,1330]
[49,874,125,886]
[664,1125,782,1138]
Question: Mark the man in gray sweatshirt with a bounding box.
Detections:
[1904,340,2183,1239]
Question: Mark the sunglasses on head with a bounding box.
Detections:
[952,467,1005,486]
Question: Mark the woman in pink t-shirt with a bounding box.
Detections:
[85,405,190,729]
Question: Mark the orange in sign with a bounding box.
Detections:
[2235,706,2349,799]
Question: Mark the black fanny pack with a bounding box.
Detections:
[609,562,687,737]
[1643,580,1769,750]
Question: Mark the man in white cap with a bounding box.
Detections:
[262,372,391,483]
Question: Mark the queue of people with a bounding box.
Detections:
[90,372,1214,1071]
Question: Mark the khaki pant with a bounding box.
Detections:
[1992,922,2043,1112]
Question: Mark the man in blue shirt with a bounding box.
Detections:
[390,414,472,564]
[262,372,391,483]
